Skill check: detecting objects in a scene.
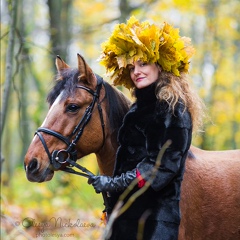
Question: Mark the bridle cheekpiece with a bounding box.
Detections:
[35,75,105,178]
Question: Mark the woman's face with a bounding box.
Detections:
[129,61,161,89]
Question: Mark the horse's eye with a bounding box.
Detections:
[66,104,80,113]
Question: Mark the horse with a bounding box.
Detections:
[24,54,240,240]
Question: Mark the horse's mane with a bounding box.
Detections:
[46,68,131,132]
[104,81,131,132]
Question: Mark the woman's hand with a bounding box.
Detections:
[88,170,137,193]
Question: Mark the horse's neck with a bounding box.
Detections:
[95,132,118,176]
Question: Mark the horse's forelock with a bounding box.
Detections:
[47,69,79,106]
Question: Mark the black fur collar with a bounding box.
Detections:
[135,82,157,108]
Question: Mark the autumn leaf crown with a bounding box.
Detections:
[99,16,195,89]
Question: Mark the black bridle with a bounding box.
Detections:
[34,74,111,220]
[35,75,105,178]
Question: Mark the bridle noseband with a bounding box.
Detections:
[35,75,105,177]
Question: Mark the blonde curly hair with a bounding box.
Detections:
[154,71,205,132]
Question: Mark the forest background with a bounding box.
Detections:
[1,0,240,239]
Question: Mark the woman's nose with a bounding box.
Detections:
[133,66,140,75]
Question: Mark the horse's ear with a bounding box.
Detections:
[77,53,96,85]
[55,55,70,72]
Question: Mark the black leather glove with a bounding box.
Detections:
[88,169,136,193]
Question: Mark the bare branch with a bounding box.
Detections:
[104,140,172,239]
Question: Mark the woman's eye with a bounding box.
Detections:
[66,104,80,113]
[140,62,147,67]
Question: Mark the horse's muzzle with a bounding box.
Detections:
[24,159,54,182]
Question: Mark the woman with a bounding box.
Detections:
[89,16,204,240]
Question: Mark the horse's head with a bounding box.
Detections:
[24,54,109,182]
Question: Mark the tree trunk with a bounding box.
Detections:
[0,0,18,173]
[199,0,218,150]
[47,0,73,61]
[1,0,18,137]
[19,0,31,162]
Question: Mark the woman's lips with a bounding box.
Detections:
[136,77,144,82]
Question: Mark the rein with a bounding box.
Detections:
[35,74,110,219]
[35,75,105,177]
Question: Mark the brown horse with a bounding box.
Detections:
[24,54,240,240]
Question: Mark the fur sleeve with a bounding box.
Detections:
[137,101,192,191]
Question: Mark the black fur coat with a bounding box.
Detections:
[109,83,192,239]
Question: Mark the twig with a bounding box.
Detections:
[104,140,172,239]
[137,210,151,240]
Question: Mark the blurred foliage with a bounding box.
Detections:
[1,155,105,239]
[1,0,240,239]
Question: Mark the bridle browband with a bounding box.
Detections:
[35,74,105,177]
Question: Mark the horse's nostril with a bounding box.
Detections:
[28,159,39,173]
